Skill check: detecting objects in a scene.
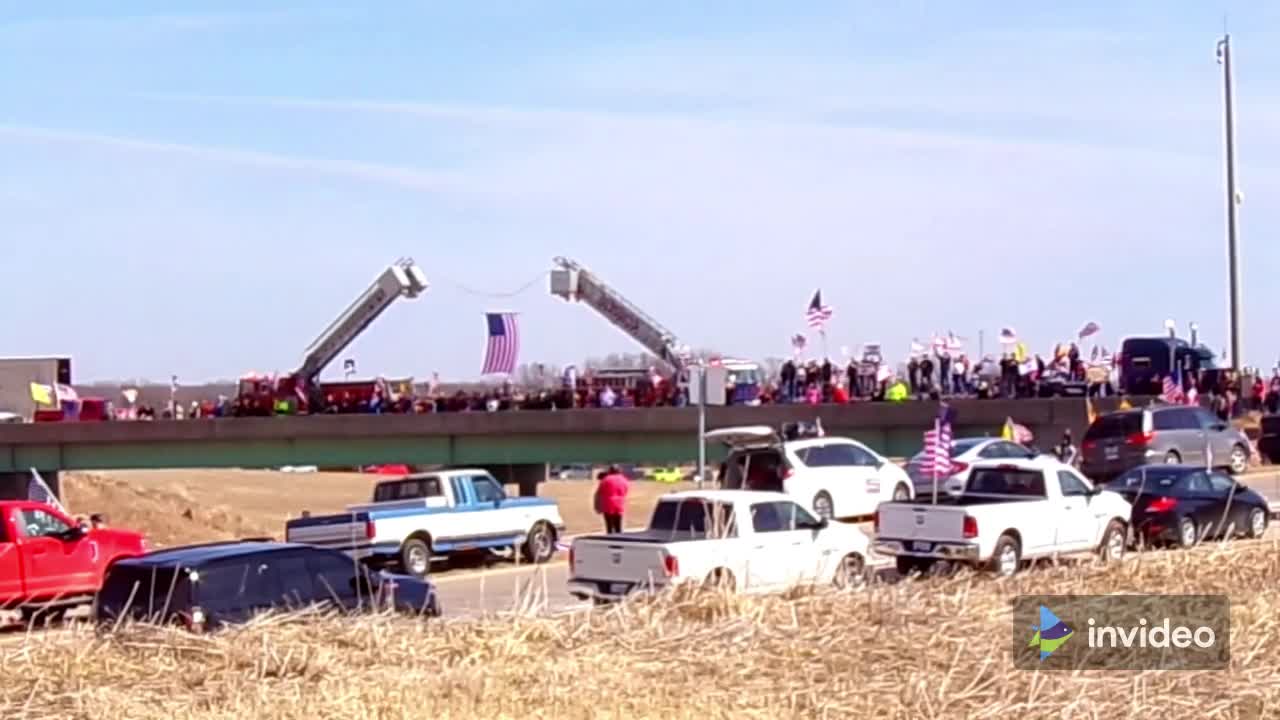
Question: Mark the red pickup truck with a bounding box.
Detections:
[0,500,147,621]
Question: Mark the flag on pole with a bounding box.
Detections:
[29,382,53,405]
[1161,366,1185,404]
[921,405,955,478]
[1001,417,1034,444]
[1078,321,1101,339]
[481,312,520,375]
[28,469,67,514]
[999,327,1017,344]
[805,290,833,329]
[791,333,807,354]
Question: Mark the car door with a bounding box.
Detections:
[804,442,880,517]
[780,502,833,585]
[1054,471,1096,551]
[13,506,96,596]
[1205,471,1249,535]
[458,474,521,543]
[1197,409,1236,468]
[1158,408,1206,465]
[0,511,22,600]
[745,501,798,590]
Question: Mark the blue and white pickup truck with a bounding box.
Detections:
[284,469,566,577]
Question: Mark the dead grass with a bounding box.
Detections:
[4,539,1279,719]
[60,470,694,547]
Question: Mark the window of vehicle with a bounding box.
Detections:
[1057,471,1091,497]
[720,450,785,491]
[948,439,984,457]
[1195,408,1227,430]
[471,476,505,504]
[1207,472,1236,494]
[374,477,444,502]
[649,500,737,538]
[1153,409,1199,431]
[1182,471,1211,494]
[965,469,1047,499]
[274,554,317,607]
[16,508,72,538]
[1084,412,1145,441]
[799,443,878,467]
[1105,467,1184,492]
[307,550,360,605]
[196,558,283,614]
[97,565,189,622]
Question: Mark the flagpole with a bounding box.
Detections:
[1218,33,1243,371]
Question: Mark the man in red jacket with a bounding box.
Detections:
[594,465,630,534]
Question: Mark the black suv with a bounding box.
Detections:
[94,540,439,631]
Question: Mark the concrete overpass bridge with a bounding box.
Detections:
[0,399,1093,498]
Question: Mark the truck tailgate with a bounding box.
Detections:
[285,512,370,552]
[570,536,671,586]
[878,503,969,542]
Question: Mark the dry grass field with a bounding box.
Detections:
[60,470,696,548]
[3,538,1277,719]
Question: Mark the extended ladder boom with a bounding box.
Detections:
[549,256,685,372]
[295,258,429,383]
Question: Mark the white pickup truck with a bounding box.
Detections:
[567,489,871,603]
[871,457,1131,577]
[285,470,565,577]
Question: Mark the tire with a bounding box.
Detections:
[1097,520,1127,563]
[891,484,911,502]
[812,491,834,520]
[400,537,432,578]
[833,553,866,590]
[1164,451,1181,465]
[1247,507,1268,539]
[702,568,735,592]
[989,534,1022,577]
[1177,517,1198,548]
[1229,444,1249,475]
[521,521,555,564]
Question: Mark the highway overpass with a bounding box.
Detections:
[0,399,1095,498]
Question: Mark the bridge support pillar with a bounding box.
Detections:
[482,464,548,497]
[0,470,60,501]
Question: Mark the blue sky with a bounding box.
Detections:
[3,1,1279,382]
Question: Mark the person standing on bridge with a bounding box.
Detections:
[594,465,630,534]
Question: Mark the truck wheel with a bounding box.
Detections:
[813,492,834,520]
[1177,517,1199,548]
[989,535,1021,577]
[833,553,866,589]
[1247,507,1268,538]
[400,538,432,578]
[521,521,555,564]
[703,568,735,592]
[1097,520,1127,563]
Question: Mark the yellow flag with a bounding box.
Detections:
[29,382,53,405]
[1001,417,1015,441]
[1118,397,1132,411]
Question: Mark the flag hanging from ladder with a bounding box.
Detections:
[481,312,520,375]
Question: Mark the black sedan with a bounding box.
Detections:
[1103,465,1271,548]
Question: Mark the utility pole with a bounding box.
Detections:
[1217,34,1243,371]
[696,364,707,487]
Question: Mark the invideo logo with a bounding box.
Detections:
[1087,617,1217,649]
[1028,605,1073,661]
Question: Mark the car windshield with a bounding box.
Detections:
[1106,468,1189,492]
[1084,412,1144,440]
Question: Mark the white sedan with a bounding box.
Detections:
[708,425,914,521]
[905,437,1038,499]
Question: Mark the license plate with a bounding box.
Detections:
[609,583,629,595]
[610,551,622,564]
[912,541,933,552]
[1105,447,1119,460]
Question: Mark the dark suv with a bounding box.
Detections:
[1081,406,1251,481]
[94,540,439,631]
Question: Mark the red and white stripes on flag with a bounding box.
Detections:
[805,289,833,329]
[481,312,520,375]
[920,420,954,477]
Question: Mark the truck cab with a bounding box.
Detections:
[285,470,565,577]
[0,500,147,620]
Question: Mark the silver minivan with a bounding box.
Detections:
[1081,406,1251,480]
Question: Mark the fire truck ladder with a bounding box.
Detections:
[549,256,686,373]
[295,258,429,385]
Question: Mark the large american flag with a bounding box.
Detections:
[920,405,955,477]
[805,290,833,329]
[481,312,520,375]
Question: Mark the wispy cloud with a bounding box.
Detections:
[0,124,476,194]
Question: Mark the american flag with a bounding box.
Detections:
[805,290,833,329]
[1161,366,1185,404]
[481,312,520,375]
[28,469,67,514]
[920,405,955,477]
